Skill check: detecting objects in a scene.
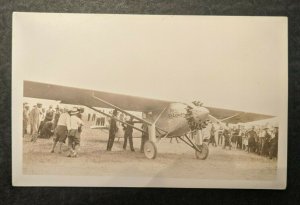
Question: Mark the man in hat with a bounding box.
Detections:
[247,126,257,153]
[29,103,42,142]
[222,123,231,150]
[50,107,71,153]
[208,123,217,147]
[261,126,271,156]
[122,116,138,152]
[67,107,84,157]
[106,109,118,151]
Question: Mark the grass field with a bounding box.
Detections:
[23,120,277,180]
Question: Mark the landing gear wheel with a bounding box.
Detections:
[195,143,209,160]
[144,140,157,159]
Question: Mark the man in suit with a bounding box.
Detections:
[123,116,137,152]
[106,109,118,151]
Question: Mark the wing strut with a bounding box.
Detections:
[92,92,152,125]
[86,105,147,134]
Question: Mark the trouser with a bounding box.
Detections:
[23,120,27,134]
[123,132,134,151]
[218,134,223,145]
[96,118,100,125]
[31,122,39,142]
[107,131,116,150]
[209,135,216,146]
[101,118,105,126]
[223,137,231,149]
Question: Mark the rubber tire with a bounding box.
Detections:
[195,143,209,160]
[144,140,157,159]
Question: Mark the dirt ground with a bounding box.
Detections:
[23,121,277,181]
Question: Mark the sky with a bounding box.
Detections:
[13,13,287,116]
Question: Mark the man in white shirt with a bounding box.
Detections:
[67,108,84,157]
[50,107,71,153]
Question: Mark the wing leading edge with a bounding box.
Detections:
[23,80,171,112]
[23,80,274,124]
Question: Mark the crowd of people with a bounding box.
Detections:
[23,102,84,158]
[23,103,150,157]
[23,102,279,160]
[206,123,279,159]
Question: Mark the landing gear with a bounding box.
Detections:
[177,134,209,160]
[195,143,209,160]
[144,140,157,159]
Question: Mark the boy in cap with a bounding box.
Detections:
[67,107,84,157]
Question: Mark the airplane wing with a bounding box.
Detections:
[24,81,274,124]
[23,80,171,113]
[206,106,275,124]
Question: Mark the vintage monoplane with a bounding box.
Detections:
[23,81,274,160]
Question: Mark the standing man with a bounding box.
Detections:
[217,125,223,146]
[236,125,242,149]
[247,126,257,153]
[208,124,217,147]
[92,113,96,121]
[29,103,42,142]
[106,109,118,151]
[87,113,91,121]
[223,124,231,150]
[96,114,101,126]
[122,116,136,151]
[50,107,71,153]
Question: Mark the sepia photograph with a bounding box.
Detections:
[12,12,287,188]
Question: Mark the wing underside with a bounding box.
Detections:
[207,106,275,124]
[23,80,170,113]
[23,80,274,124]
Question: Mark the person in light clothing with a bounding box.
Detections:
[67,108,84,157]
[29,103,42,142]
[50,107,71,153]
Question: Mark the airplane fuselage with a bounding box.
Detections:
[155,102,210,137]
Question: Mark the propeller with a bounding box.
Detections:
[185,101,209,130]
